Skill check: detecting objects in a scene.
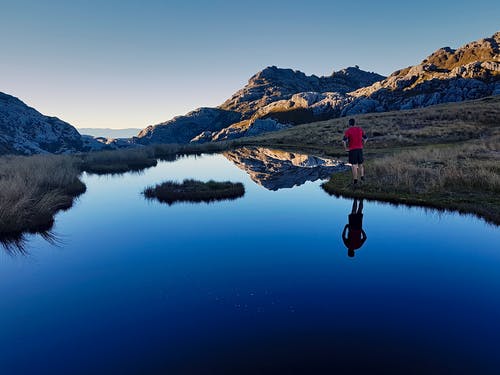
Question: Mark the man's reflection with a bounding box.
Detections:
[342,198,367,257]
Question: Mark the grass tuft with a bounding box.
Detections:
[143,179,245,205]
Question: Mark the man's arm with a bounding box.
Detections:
[342,224,349,240]
[361,229,367,240]
[342,135,349,151]
[362,131,368,146]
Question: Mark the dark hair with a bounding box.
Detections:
[349,118,355,126]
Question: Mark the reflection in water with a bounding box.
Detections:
[342,198,367,257]
[1,231,60,255]
[224,147,346,190]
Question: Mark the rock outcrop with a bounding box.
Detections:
[219,66,384,119]
[0,92,83,155]
[224,147,346,190]
[135,107,241,145]
[345,32,500,114]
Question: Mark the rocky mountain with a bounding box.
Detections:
[135,31,500,145]
[219,66,385,118]
[0,92,83,155]
[0,92,141,155]
[224,147,346,190]
[343,31,500,115]
[133,66,384,145]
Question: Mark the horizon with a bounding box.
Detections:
[1,0,499,129]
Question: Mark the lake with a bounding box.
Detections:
[1,148,499,374]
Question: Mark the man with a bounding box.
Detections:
[342,118,367,186]
[342,198,367,258]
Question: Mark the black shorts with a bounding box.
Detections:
[348,149,364,165]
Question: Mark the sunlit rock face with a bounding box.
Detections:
[345,31,500,114]
[219,66,384,119]
[0,92,83,155]
[224,147,346,190]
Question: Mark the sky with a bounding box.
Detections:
[1,0,499,129]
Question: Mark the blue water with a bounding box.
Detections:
[1,152,499,374]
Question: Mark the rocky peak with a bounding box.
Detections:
[220,65,384,118]
[423,33,499,71]
[249,66,309,85]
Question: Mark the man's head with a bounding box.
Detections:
[349,118,355,126]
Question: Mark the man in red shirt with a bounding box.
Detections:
[342,118,367,185]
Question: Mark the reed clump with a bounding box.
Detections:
[143,179,245,205]
[0,154,86,237]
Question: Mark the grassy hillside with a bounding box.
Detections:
[242,96,500,156]
[240,96,500,224]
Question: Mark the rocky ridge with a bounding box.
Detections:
[135,32,500,145]
[135,66,384,145]
[0,92,83,155]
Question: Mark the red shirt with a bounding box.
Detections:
[344,126,365,150]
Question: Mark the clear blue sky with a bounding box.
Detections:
[1,0,499,129]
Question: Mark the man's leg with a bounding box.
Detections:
[351,164,358,182]
[357,199,363,214]
[352,199,358,214]
[359,163,365,180]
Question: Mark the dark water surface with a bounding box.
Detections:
[1,151,499,374]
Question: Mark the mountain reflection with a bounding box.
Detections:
[224,147,346,191]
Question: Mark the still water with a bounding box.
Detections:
[1,149,499,374]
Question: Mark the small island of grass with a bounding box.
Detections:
[143,179,245,205]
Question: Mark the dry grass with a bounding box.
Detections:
[322,138,500,224]
[81,148,158,174]
[242,96,500,156]
[0,154,86,239]
[143,179,245,205]
[368,140,500,194]
[80,141,241,174]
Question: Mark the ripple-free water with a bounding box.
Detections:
[1,152,499,374]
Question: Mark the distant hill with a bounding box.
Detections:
[135,31,500,145]
[78,128,141,139]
